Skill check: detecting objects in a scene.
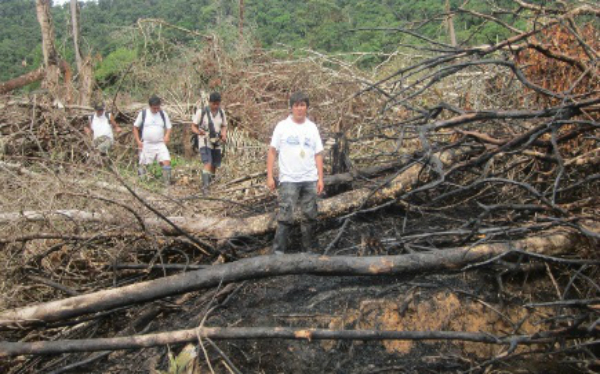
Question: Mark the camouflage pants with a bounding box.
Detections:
[93,136,113,154]
[272,181,318,253]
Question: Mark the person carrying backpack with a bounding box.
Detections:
[85,102,122,154]
[133,96,173,186]
[191,92,228,195]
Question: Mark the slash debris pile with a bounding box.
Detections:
[0,2,598,373]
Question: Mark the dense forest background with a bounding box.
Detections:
[0,0,527,89]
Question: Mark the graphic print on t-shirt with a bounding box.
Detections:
[286,135,300,146]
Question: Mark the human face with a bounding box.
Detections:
[95,109,104,116]
[209,101,221,113]
[291,101,307,124]
[150,105,161,114]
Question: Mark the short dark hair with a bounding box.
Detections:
[94,102,105,111]
[209,92,221,103]
[289,91,309,108]
[149,96,161,106]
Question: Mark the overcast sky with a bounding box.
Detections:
[53,0,94,5]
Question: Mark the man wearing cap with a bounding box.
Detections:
[191,92,228,195]
[85,103,122,154]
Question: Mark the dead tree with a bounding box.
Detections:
[70,0,93,106]
[35,0,60,95]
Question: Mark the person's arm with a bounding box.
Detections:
[315,152,324,195]
[133,112,143,149]
[109,113,122,133]
[163,112,173,144]
[267,146,278,191]
[314,126,325,194]
[133,126,142,149]
[191,123,205,135]
[191,109,206,135]
[84,117,92,137]
[220,112,227,142]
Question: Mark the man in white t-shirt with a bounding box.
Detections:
[267,92,324,254]
[133,96,173,186]
[85,103,122,154]
[191,92,227,195]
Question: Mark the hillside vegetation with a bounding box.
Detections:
[1,0,526,84]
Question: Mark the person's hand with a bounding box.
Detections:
[115,126,123,133]
[164,135,170,144]
[267,176,276,192]
[198,129,206,136]
[317,179,324,195]
[220,134,227,143]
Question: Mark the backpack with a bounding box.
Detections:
[139,109,167,138]
[192,107,224,150]
[89,112,111,124]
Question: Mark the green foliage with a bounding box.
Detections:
[94,48,137,86]
[0,0,42,82]
[0,0,551,84]
[156,344,200,374]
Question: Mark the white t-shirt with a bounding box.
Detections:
[270,116,324,183]
[134,109,172,144]
[90,112,114,140]
[192,107,227,149]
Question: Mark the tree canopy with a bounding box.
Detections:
[0,0,534,82]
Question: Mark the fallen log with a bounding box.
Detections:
[0,325,595,357]
[0,148,465,241]
[0,228,586,329]
[157,147,468,238]
[0,68,45,95]
[0,210,115,225]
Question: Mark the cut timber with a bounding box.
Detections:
[0,228,585,329]
[158,147,467,238]
[1,326,595,357]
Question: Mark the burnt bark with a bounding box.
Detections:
[0,228,584,329]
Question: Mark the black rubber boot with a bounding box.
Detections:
[202,172,212,195]
[162,165,172,187]
[272,223,291,255]
[301,222,318,253]
[138,166,147,181]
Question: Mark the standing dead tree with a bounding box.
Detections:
[70,0,94,106]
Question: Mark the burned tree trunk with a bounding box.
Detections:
[0,228,585,329]
[70,0,93,106]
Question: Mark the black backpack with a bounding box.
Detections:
[139,109,167,138]
[89,111,111,124]
[192,107,224,150]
